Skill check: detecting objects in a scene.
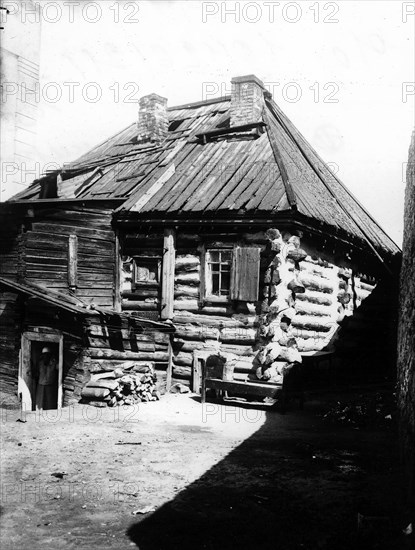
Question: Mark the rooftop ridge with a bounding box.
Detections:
[168,95,231,111]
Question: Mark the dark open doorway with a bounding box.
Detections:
[30,342,59,411]
[19,331,63,412]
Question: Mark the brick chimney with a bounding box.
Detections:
[230,75,266,127]
[137,93,168,142]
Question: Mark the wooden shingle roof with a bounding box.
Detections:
[10,95,400,257]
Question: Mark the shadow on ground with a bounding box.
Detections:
[127,396,410,550]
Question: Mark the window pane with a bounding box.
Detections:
[134,259,159,283]
[220,251,232,263]
[212,274,219,294]
[206,249,233,300]
[221,272,230,290]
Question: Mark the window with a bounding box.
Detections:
[205,249,232,299]
[202,246,261,303]
[132,257,161,289]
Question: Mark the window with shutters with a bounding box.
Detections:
[203,246,260,303]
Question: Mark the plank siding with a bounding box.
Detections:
[0,291,22,397]
[20,207,116,308]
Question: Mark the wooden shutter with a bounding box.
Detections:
[231,247,260,301]
[68,235,78,290]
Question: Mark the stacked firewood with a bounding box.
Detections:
[81,364,160,407]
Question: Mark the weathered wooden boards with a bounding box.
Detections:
[0,195,381,402]
[121,233,162,316]
[0,291,21,395]
[0,232,21,281]
[21,207,116,307]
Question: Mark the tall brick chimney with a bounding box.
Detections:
[137,93,168,142]
[230,75,266,127]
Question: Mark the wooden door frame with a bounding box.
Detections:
[18,331,64,411]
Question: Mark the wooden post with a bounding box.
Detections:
[161,228,175,320]
[19,335,32,411]
[192,352,202,394]
[114,230,122,312]
[57,335,63,410]
[201,356,207,404]
[68,235,78,291]
[166,336,173,392]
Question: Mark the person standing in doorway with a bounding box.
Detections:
[35,346,58,411]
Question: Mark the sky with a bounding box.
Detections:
[4,0,415,244]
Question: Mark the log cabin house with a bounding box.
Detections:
[0,74,400,408]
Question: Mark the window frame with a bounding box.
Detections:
[200,244,261,304]
[131,256,161,290]
[200,245,234,304]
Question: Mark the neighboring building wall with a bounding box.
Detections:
[397,131,415,502]
[0,0,41,200]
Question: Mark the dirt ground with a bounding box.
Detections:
[0,391,413,550]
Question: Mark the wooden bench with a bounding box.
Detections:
[194,352,304,411]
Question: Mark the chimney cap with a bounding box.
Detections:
[139,93,168,105]
[231,74,265,89]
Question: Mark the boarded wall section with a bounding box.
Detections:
[21,205,117,307]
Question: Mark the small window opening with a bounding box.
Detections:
[132,257,161,289]
[216,117,230,129]
[168,120,184,132]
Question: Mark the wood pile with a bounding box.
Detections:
[81,364,160,407]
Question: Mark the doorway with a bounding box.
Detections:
[19,332,63,411]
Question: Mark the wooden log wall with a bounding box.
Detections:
[21,206,116,307]
[120,232,163,319]
[122,227,380,387]
[172,236,260,385]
